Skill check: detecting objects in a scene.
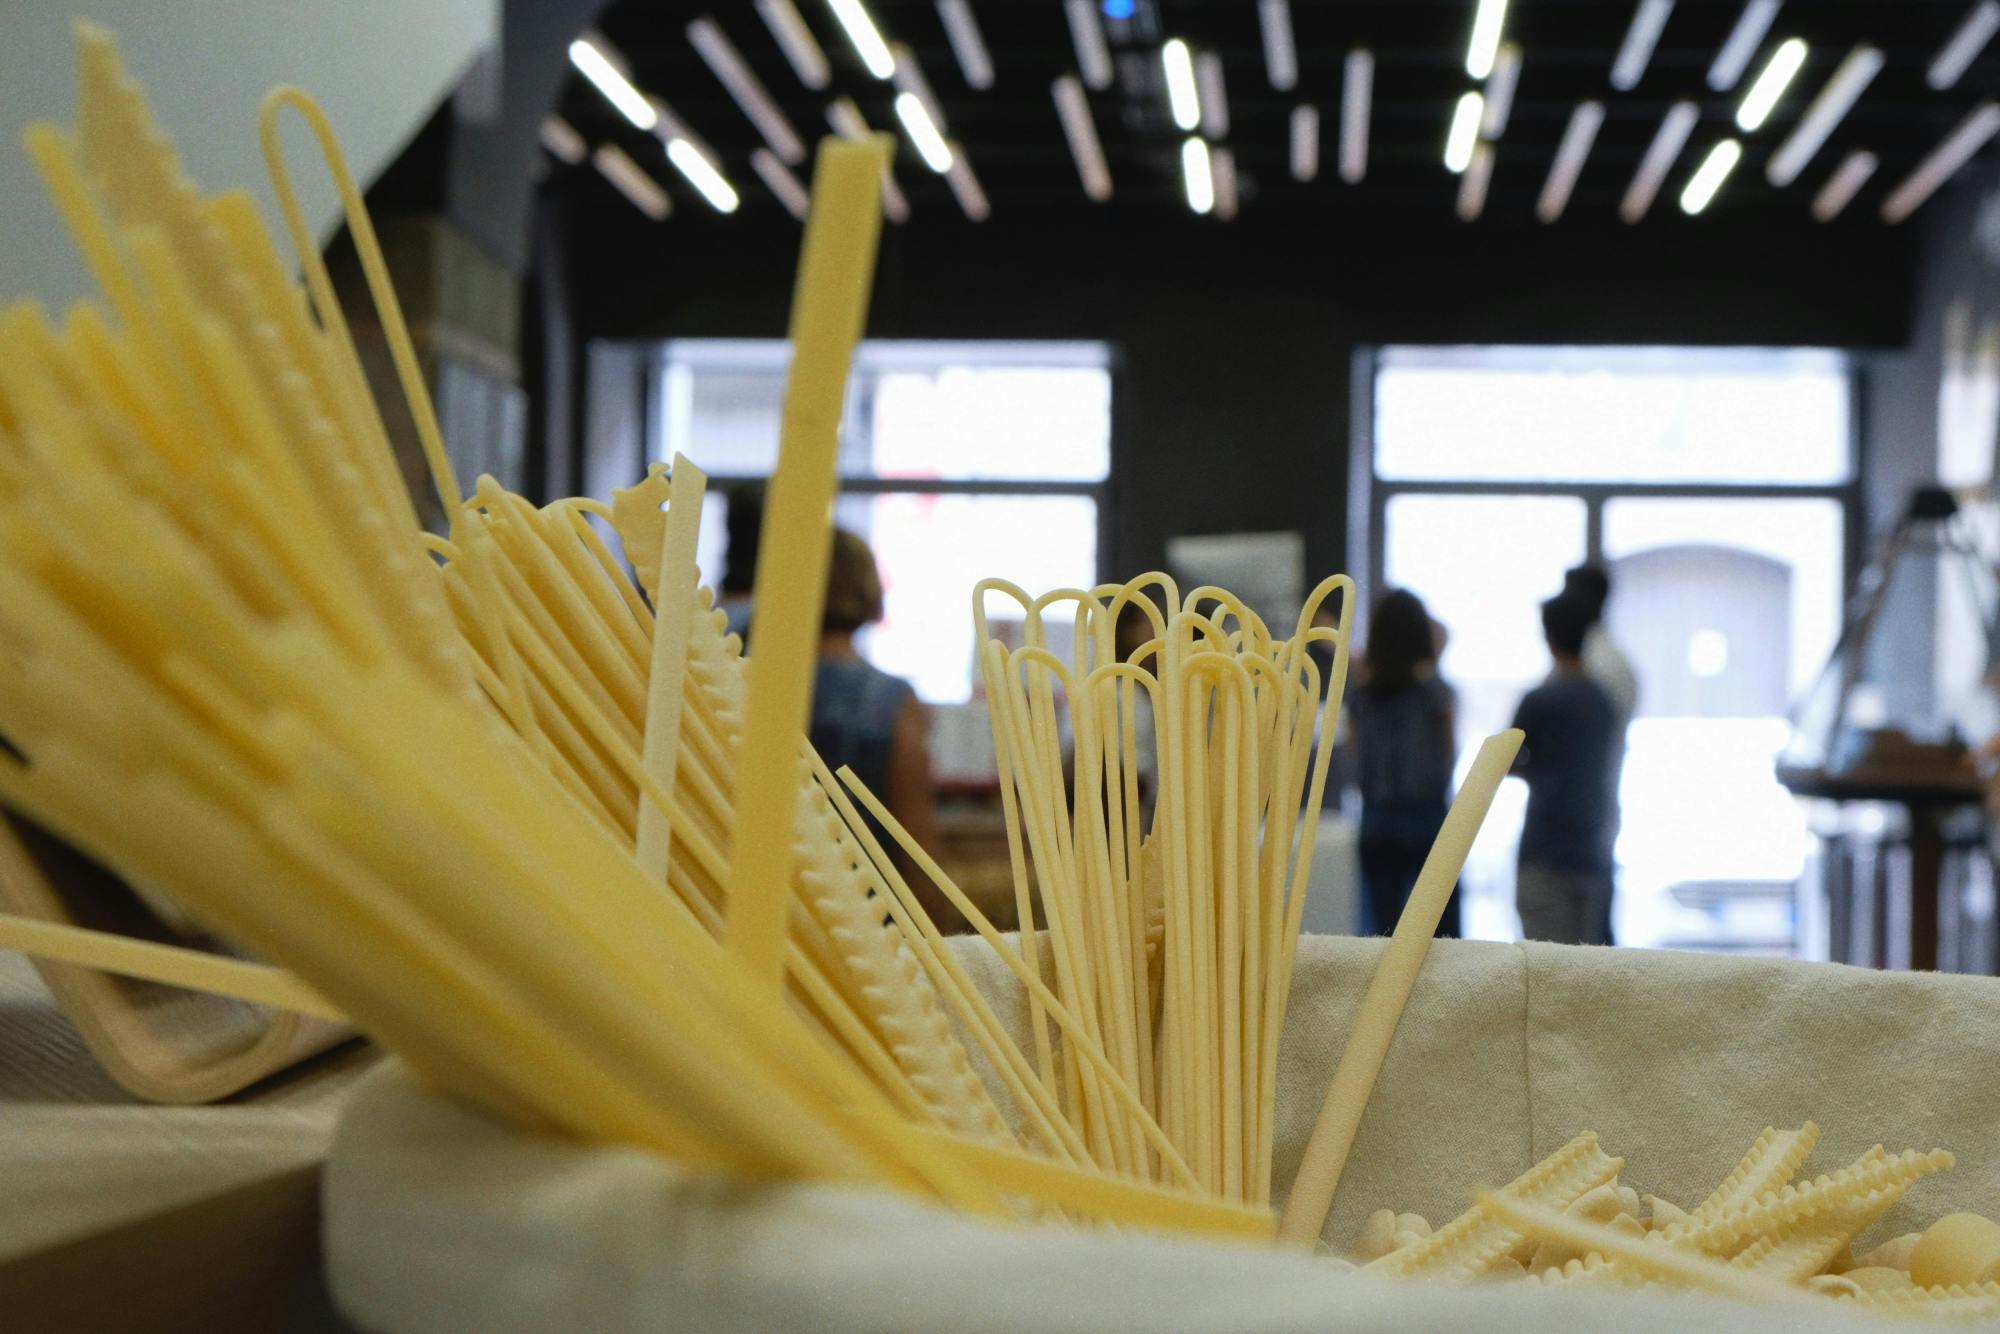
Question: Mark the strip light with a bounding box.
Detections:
[1163,40,1200,132]
[1537,101,1605,223]
[826,98,912,220]
[755,0,832,89]
[936,0,995,90]
[665,139,740,212]
[1709,0,1781,90]
[1052,74,1113,201]
[1197,52,1230,139]
[1881,102,2000,223]
[1482,43,1522,138]
[570,37,657,131]
[1065,0,1113,90]
[944,148,991,220]
[1736,37,1807,131]
[592,143,671,219]
[1212,146,1239,219]
[1466,0,1509,79]
[1457,144,1495,221]
[1446,92,1485,174]
[1930,3,2000,91]
[827,0,895,79]
[688,18,807,165]
[1291,105,1319,182]
[1679,138,1743,214]
[1619,101,1698,222]
[1341,49,1373,184]
[893,92,954,172]
[750,147,810,219]
[891,44,949,130]
[1182,137,1215,214]
[1258,0,1298,91]
[1610,0,1675,92]
[1766,44,1883,186]
[539,116,587,165]
[1811,149,1876,221]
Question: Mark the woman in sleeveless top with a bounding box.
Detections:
[806,530,955,928]
[1348,589,1459,937]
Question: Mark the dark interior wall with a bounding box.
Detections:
[563,199,1918,584]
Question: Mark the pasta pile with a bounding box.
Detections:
[1359,1122,2000,1317]
[3,28,1998,1322]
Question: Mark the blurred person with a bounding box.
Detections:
[810,529,957,929]
[1511,593,1618,946]
[1349,589,1460,938]
[1562,564,1638,943]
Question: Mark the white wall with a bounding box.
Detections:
[2,0,497,305]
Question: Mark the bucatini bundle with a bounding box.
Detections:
[0,27,1995,1319]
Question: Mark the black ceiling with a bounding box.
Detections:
[555,1,1999,227]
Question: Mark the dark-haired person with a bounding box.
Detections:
[1562,563,1637,943]
[1348,588,1460,937]
[808,530,956,929]
[1510,593,1618,946]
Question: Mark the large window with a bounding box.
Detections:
[655,340,1111,704]
[1365,346,1858,954]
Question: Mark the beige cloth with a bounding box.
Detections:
[324,936,2000,1331]
[0,952,375,1260]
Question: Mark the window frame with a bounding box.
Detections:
[643,339,1117,702]
[1350,345,1868,625]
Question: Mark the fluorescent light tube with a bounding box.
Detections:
[570,38,658,131]
[1482,43,1521,137]
[1065,0,1113,89]
[827,0,895,79]
[593,143,671,219]
[1620,101,1698,222]
[1457,144,1495,221]
[1811,149,1876,221]
[1611,0,1675,91]
[894,92,954,172]
[687,18,807,165]
[1679,138,1743,214]
[1446,92,1484,173]
[944,148,991,220]
[891,44,949,130]
[1163,40,1200,132]
[1341,49,1373,184]
[1052,74,1113,201]
[1291,104,1319,181]
[665,139,740,212]
[1212,146,1239,219]
[1881,102,2000,223]
[1197,52,1230,138]
[1736,37,1807,131]
[755,0,831,89]
[750,148,810,219]
[1537,100,1604,222]
[1709,0,1780,90]
[1766,44,1882,186]
[936,0,995,90]
[1929,2,2000,91]
[1259,0,1298,91]
[1182,137,1214,214]
[1466,0,1509,79]
[539,117,586,165]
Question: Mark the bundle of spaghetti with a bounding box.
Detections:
[427,470,1011,1145]
[0,27,1298,1240]
[958,574,1353,1206]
